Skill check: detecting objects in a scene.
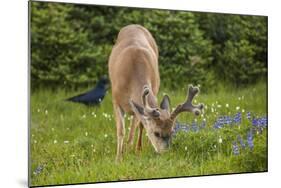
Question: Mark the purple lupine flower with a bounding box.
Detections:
[224,116,232,125]
[232,141,240,155]
[233,112,242,124]
[246,112,251,120]
[33,165,43,175]
[173,121,193,135]
[237,135,246,149]
[218,116,225,125]
[252,116,267,134]
[260,116,268,127]
[200,119,206,129]
[252,118,259,127]
[213,120,223,129]
[172,121,181,135]
[181,125,189,132]
[191,121,199,132]
[247,130,254,150]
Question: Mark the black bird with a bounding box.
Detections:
[66,76,109,106]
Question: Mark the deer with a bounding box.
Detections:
[108,24,204,161]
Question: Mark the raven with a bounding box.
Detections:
[66,76,109,106]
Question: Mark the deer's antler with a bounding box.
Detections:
[170,85,204,121]
[141,85,160,118]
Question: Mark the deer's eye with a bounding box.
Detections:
[154,132,160,137]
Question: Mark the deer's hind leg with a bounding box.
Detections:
[136,123,144,151]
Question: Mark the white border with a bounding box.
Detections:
[1,0,281,188]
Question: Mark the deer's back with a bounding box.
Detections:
[108,25,160,113]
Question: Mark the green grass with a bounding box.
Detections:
[30,82,267,186]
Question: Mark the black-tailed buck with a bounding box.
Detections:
[108,24,204,161]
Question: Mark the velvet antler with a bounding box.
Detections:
[170,85,204,121]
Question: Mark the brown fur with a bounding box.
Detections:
[109,25,160,160]
[109,24,160,112]
[108,25,204,161]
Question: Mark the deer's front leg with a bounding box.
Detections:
[127,115,139,147]
[114,104,125,162]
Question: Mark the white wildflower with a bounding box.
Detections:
[64,140,69,144]
[217,104,222,108]
[218,137,223,144]
[45,110,48,115]
[185,146,188,151]
[53,140,57,144]
[236,106,240,110]
[85,132,88,136]
[242,109,245,113]
[104,134,108,138]
[225,104,229,108]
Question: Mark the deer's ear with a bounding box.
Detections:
[129,99,152,123]
[129,99,146,121]
[160,95,170,111]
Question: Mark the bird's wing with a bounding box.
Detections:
[66,92,87,102]
[66,88,106,104]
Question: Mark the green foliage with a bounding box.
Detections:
[30,2,267,90]
[30,82,267,186]
[196,14,267,85]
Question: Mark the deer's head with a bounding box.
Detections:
[129,85,204,153]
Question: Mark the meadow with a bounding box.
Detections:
[30,82,267,187]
